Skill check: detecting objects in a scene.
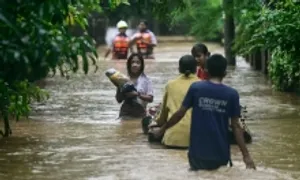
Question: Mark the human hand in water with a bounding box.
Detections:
[150,124,166,138]
[154,128,165,139]
[125,91,138,98]
[243,155,256,169]
[148,127,163,138]
[148,121,158,128]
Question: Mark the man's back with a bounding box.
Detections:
[161,74,199,147]
[183,80,240,163]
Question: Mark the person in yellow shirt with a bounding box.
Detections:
[149,55,199,148]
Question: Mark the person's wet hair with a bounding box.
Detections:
[191,43,210,57]
[139,20,148,27]
[127,53,145,77]
[206,54,227,78]
[179,55,198,77]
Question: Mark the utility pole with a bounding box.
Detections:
[223,0,236,65]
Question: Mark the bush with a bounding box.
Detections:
[0,0,124,137]
[169,0,223,42]
[234,1,300,92]
[269,48,300,92]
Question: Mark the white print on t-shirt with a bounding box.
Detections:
[198,97,228,113]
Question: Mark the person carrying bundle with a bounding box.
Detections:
[113,53,154,119]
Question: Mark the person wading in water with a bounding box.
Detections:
[191,43,210,80]
[149,55,199,148]
[130,20,157,59]
[104,20,131,60]
[116,53,154,119]
[152,54,256,170]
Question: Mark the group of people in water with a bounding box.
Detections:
[108,21,256,171]
[105,20,157,60]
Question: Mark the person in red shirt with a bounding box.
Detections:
[191,43,211,80]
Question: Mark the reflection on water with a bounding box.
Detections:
[0,43,300,180]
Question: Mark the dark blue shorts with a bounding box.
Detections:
[188,153,229,171]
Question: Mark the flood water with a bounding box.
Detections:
[1,42,300,180]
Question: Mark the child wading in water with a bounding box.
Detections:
[191,43,210,80]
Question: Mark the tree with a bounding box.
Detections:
[223,0,235,65]
[102,0,187,34]
[170,0,223,42]
[151,0,237,64]
[0,0,125,137]
[234,0,300,92]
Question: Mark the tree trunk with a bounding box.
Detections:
[3,115,11,137]
[223,0,236,65]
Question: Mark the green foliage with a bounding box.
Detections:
[0,0,124,136]
[102,0,145,23]
[0,1,102,83]
[234,0,300,91]
[149,0,187,20]
[102,0,185,26]
[169,0,223,41]
[0,80,49,121]
[108,0,130,9]
[243,3,300,53]
[157,0,260,42]
[268,48,300,91]
[233,2,262,55]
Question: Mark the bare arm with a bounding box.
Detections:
[229,90,255,169]
[104,48,111,58]
[128,39,136,47]
[160,84,193,131]
[231,117,250,157]
[105,38,114,58]
[138,93,153,103]
[140,40,156,47]
[159,106,188,134]
[154,83,194,137]
[139,78,154,103]
[128,34,139,48]
[232,117,256,169]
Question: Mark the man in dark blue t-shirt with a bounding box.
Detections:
[154,54,255,170]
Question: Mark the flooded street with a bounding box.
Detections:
[1,42,300,180]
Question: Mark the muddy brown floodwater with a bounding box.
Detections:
[1,42,300,180]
